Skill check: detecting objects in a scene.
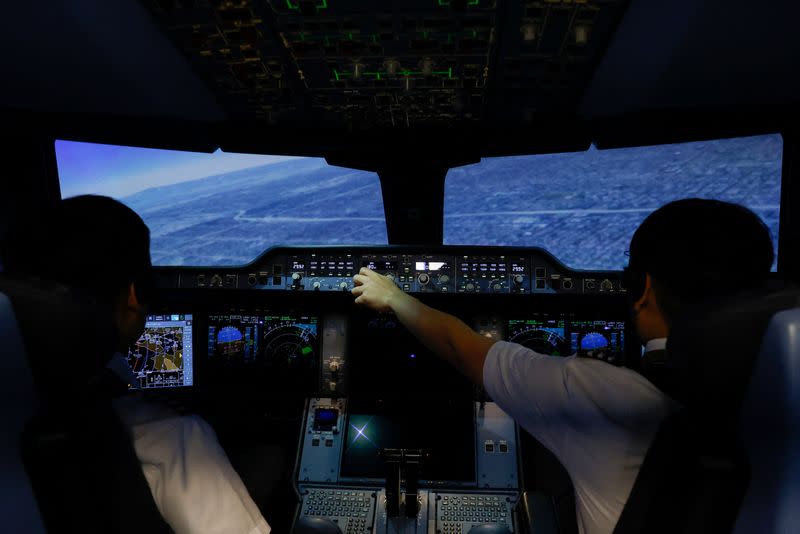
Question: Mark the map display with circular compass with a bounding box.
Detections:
[262,315,318,367]
[507,318,569,356]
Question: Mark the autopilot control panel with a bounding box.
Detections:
[168,246,626,297]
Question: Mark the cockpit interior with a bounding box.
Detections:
[1,1,799,534]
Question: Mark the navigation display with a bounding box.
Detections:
[507,317,569,356]
[340,398,475,483]
[262,315,318,367]
[127,314,193,388]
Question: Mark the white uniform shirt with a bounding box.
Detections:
[483,341,676,534]
[108,354,271,534]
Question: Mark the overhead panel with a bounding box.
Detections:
[270,0,496,129]
[491,0,625,123]
[145,1,625,134]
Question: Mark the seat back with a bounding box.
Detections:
[0,275,170,533]
[732,308,800,534]
[614,287,800,534]
[0,290,46,533]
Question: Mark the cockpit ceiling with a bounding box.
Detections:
[145,0,625,130]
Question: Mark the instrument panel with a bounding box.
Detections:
[164,245,626,296]
[141,246,634,534]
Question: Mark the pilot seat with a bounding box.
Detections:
[613,286,800,534]
[0,275,171,534]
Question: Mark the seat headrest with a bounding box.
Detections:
[666,285,800,423]
[0,275,119,403]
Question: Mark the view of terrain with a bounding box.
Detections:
[120,157,388,266]
[57,134,782,270]
[444,134,782,270]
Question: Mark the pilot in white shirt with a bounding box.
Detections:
[109,353,271,534]
[483,340,675,534]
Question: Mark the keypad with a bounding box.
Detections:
[301,488,375,534]
[437,493,513,533]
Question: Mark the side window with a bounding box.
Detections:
[444,134,782,270]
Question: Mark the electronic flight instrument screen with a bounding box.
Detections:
[207,314,319,389]
[507,316,626,363]
[340,398,476,483]
[207,314,262,362]
[127,314,193,388]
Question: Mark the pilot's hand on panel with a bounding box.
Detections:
[351,267,405,313]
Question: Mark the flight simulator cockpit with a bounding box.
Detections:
[1,0,797,532]
[126,242,633,534]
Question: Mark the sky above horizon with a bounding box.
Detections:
[56,139,302,198]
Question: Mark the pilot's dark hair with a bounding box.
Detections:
[624,198,774,325]
[2,195,154,304]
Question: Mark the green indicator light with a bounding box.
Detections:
[469,0,479,5]
[472,29,477,38]
[287,0,327,10]
[448,67,453,78]
[376,72,382,80]
[423,31,429,39]
[299,33,305,41]
[301,346,312,355]
[372,34,378,43]
[347,32,353,40]
[333,69,340,81]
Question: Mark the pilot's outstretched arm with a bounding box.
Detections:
[352,267,495,385]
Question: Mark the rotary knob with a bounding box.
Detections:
[418,273,430,285]
[439,274,450,284]
[312,281,321,290]
[491,282,504,292]
[385,273,395,281]
[465,282,476,292]
[291,272,303,282]
[513,274,524,285]
[329,360,341,373]
[339,281,349,291]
